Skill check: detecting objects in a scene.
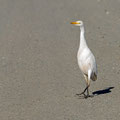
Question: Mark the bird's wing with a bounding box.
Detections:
[79,48,97,80]
[88,52,97,81]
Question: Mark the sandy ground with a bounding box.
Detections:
[0,0,120,119]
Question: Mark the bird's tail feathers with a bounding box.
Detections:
[91,72,97,81]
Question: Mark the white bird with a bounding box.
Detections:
[71,20,97,98]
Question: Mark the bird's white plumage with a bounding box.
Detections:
[77,46,97,79]
[71,20,97,98]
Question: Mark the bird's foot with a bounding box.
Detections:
[76,92,86,98]
[76,92,85,96]
[76,93,94,99]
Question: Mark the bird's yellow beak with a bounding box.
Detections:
[71,21,80,24]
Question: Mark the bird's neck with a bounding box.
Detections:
[79,26,88,51]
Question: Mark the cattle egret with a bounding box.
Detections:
[71,20,97,98]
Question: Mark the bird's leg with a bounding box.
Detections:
[76,75,88,97]
[86,87,94,98]
[86,71,93,98]
[76,86,88,97]
[77,86,88,96]
[81,75,91,98]
[87,87,89,96]
[87,87,94,98]
[86,79,90,98]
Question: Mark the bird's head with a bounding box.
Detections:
[71,20,83,27]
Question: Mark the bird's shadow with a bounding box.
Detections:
[92,87,114,96]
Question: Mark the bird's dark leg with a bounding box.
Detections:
[86,87,94,98]
[76,75,88,98]
[76,74,94,98]
[87,87,89,96]
[79,85,90,98]
[86,87,91,98]
[86,76,94,98]
[85,73,91,98]
[76,86,88,97]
